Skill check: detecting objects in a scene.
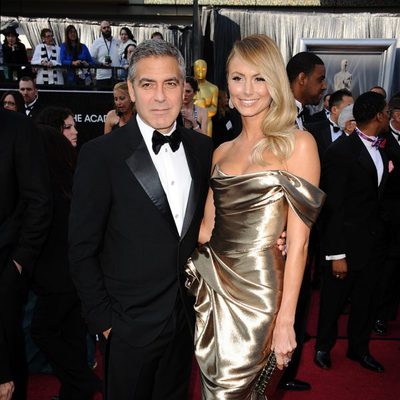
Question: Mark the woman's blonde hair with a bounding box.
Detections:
[226,34,297,164]
[113,81,135,112]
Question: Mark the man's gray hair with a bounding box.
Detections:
[338,104,354,130]
[128,40,186,82]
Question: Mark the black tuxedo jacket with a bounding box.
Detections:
[306,119,341,162]
[308,109,328,123]
[320,132,388,271]
[0,109,51,383]
[27,98,45,121]
[69,116,213,347]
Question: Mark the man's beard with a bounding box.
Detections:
[102,31,112,39]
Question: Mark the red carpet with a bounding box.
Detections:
[28,291,400,399]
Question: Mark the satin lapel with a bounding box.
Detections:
[354,134,378,186]
[180,128,201,239]
[378,147,389,196]
[124,119,178,236]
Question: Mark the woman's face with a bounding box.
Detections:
[114,89,132,114]
[6,33,17,46]
[43,31,54,46]
[120,30,129,43]
[183,82,195,105]
[227,55,271,120]
[2,94,17,111]
[62,115,78,147]
[68,29,78,42]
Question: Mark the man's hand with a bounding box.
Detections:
[103,328,112,339]
[276,230,287,256]
[0,381,15,400]
[13,260,22,274]
[332,258,348,280]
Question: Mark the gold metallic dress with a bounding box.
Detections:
[186,166,325,400]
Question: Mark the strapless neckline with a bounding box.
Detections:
[214,164,283,178]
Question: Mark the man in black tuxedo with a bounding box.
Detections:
[308,93,331,123]
[279,51,327,392]
[315,91,389,372]
[69,40,213,399]
[0,110,51,399]
[374,93,400,334]
[306,89,353,162]
[18,76,44,119]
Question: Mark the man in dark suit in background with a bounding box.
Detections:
[279,51,327,392]
[374,93,400,335]
[306,89,353,161]
[308,92,331,123]
[315,91,389,372]
[69,40,213,400]
[0,110,51,399]
[18,76,44,119]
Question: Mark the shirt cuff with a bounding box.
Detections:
[326,254,346,260]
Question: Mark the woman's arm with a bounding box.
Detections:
[104,110,117,135]
[271,130,320,369]
[198,106,209,136]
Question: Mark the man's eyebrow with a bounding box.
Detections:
[137,77,180,84]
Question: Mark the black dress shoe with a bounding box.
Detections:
[347,352,384,373]
[373,319,387,335]
[314,350,331,369]
[279,379,311,391]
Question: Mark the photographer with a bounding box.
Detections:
[90,20,119,87]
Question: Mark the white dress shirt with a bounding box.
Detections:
[328,117,343,142]
[295,99,305,130]
[90,36,120,80]
[137,115,192,236]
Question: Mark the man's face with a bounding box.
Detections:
[128,55,184,134]
[19,80,37,104]
[100,21,112,39]
[331,95,353,124]
[378,104,390,134]
[303,64,327,106]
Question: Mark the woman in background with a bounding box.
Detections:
[32,107,102,400]
[118,43,136,81]
[118,27,136,60]
[186,35,325,399]
[60,25,93,85]
[1,26,31,81]
[180,76,208,135]
[31,28,64,85]
[1,90,25,113]
[104,81,135,134]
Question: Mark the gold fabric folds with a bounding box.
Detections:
[186,167,325,400]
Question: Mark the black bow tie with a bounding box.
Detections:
[329,121,341,133]
[152,129,181,155]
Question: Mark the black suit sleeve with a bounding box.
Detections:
[320,146,350,256]
[11,116,52,272]
[68,141,112,334]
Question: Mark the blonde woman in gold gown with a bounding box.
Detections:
[185,35,325,399]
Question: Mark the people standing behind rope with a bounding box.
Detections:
[118,27,136,61]
[118,43,136,81]
[31,28,64,85]
[104,82,135,134]
[19,76,44,119]
[60,25,94,85]
[1,26,32,81]
[178,76,208,135]
[1,90,25,113]
[90,20,120,86]
[33,107,102,400]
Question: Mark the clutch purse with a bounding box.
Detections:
[254,351,284,397]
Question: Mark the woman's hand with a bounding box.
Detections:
[271,320,296,370]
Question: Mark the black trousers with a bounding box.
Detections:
[105,296,193,400]
[0,258,28,400]
[31,292,102,400]
[315,257,381,356]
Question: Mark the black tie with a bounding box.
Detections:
[329,121,341,133]
[152,129,181,155]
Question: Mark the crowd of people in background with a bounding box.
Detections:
[0,20,399,400]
